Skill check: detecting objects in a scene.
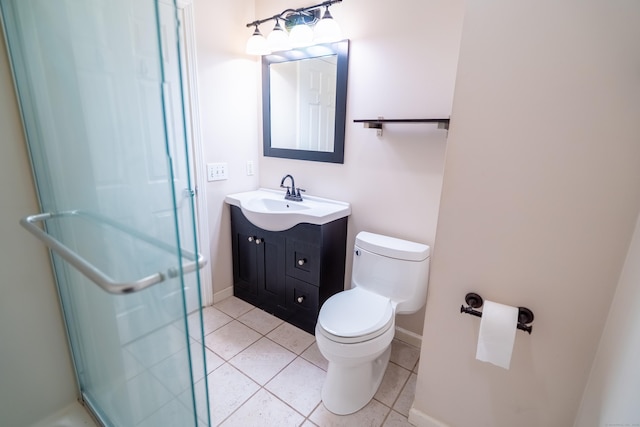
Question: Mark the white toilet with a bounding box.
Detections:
[315,231,430,415]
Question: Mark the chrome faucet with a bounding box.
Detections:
[280,174,305,201]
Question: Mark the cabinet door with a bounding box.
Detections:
[256,232,286,312]
[232,226,260,304]
[231,206,287,313]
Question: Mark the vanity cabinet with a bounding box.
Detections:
[230,205,347,334]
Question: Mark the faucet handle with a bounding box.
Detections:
[296,188,306,197]
[281,185,291,195]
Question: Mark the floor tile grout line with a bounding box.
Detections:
[383,361,415,416]
[208,298,418,425]
[235,308,285,336]
[260,379,312,421]
[303,401,323,426]
[206,346,415,424]
[214,376,262,426]
[204,301,323,422]
[376,402,394,427]
[124,327,190,369]
[250,331,321,418]
[208,337,320,424]
[204,323,315,365]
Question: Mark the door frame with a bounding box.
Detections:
[176,0,213,306]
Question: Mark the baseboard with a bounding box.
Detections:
[408,407,450,427]
[394,326,422,349]
[213,286,234,304]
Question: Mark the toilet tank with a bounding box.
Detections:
[352,232,430,314]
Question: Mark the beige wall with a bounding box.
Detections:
[413,1,640,426]
[0,30,77,426]
[256,0,464,336]
[193,0,261,301]
[194,0,464,336]
[574,212,640,426]
[3,1,637,425]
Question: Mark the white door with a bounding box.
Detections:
[298,55,337,152]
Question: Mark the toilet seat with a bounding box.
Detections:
[318,288,394,344]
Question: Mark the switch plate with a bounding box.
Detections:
[207,162,228,181]
[246,160,255,176]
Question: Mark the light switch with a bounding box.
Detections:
[207,162,228,181]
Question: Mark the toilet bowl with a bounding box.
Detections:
[315,231,430,415]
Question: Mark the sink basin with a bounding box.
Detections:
[247,198,311,213]
[225,188,351,231]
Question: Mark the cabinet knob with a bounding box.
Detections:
[248,236,254,242]
[255,238,262,245]
[297,296,305,304]
[297,258,306,266]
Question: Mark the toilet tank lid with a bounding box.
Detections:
[355,232,430,261]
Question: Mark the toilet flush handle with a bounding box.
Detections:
[354,249,360,256]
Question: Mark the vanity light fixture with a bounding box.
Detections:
[245,0,343,56]
[313,5,343,43]
[289,13,315,47]
[245,24,271,56]
[267,19,290,52]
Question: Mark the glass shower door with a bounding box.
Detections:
[1,0,210,425]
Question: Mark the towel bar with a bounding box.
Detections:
[20,211,206,294]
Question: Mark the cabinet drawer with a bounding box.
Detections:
[285,239,321,285]
[285,277,320,333]
[285,277,319,313]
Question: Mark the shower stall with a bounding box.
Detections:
[1,0,211,425]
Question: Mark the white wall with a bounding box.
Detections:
[574,212,640,426]
[412,1,640,426]
[0,30,77,426]
[256,0,465,336]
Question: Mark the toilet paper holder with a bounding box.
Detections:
[460,292,534,334]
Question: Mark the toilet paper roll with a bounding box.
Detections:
[475,300,519,369]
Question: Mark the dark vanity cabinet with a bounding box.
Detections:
[230,205,347,334]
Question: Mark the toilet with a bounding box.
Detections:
[315,231,430,415]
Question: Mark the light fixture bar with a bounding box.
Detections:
[245,0,342,29]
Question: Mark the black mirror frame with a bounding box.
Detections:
[262,40,349,164]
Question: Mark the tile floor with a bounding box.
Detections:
[191,296,420,427]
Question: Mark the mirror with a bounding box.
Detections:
[262,40,349,163]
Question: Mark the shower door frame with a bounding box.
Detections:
[0,0,212,424]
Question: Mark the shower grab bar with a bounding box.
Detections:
[20,212,206,295]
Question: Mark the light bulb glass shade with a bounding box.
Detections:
[313,8,343,43]
[267,20,290,51]
[289,23,314,47]
[246,27,271,55]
